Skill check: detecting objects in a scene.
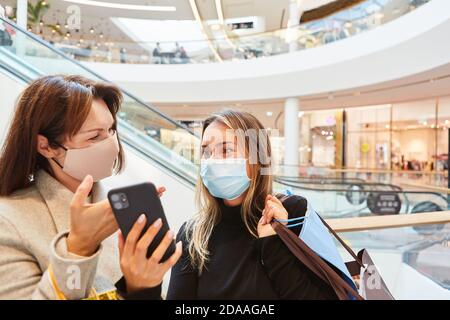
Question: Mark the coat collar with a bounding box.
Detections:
[34,170,104,234]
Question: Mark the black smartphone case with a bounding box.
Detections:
[108,182,176,262]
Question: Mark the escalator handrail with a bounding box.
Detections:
[0,17,196,137]
[275,177,404,192]
[0,47,43,79]
[275,176,401,189]
[0,55,34,84]
[275,178,447,201]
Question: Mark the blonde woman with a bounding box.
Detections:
[167,110,337,299]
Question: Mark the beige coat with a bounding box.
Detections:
[0,170,122,299]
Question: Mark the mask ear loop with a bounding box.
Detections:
[275,216,306,228]
[50,141,67,169]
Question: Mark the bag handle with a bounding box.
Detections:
[317,214,364,268]
[272,221,364,300]
[279,195,364,269]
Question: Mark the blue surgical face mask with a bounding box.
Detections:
[200,158,251,200]
[277,201,354,285]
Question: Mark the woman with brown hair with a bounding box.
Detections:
[167,109,338,299]
[0,75,181,300]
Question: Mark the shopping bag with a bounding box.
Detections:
[274,195,394,300]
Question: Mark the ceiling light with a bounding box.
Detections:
[298,111,304,118]
[62,0,176,12]
[266,111,273,117]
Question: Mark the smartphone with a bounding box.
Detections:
[108,182,175,262]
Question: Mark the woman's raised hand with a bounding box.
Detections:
[257,194,289,238]
[67,175,119,257]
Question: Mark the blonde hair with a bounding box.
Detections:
[185,109,273,273]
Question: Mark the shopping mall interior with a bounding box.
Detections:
[0,0,449,300]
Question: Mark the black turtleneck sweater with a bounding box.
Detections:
[166,195,337,300]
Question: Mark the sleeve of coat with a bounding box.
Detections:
[0,215,102,300]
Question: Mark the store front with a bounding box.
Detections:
[275,96,450,173]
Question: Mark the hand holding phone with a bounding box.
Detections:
[108,182,176,261]
[118,214,182,293]
[108,182,182,293]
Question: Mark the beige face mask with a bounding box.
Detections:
[53,131,120,182]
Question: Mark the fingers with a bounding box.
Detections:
[262,195,276,224]
[122,214,147,261]
[269,195,283,206]
[157,186,166,197]
[264,203,275,223]
[262,195,286,225]
[148,229,175,265]
[70,175,93,210]
[262,198,276,224]
[160,241,182,272]
[118,230,124,258]
[135,218,163,259]
[258,215,265,226]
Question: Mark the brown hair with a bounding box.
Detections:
[185,109,273,272]
[0,75,125,196]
